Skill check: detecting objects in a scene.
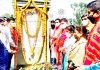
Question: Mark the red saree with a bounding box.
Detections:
[56,32,67,65]
[10,27,19,46]
[83,18,100,65]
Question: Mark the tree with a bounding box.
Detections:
[69,2,87,26]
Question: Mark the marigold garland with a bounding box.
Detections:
[23,11,41,38]
[14,0,48,65]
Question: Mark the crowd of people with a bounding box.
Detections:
[0,17,18,70]
[49,18,89,70]
[49,0,100,70]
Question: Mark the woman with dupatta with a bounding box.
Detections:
[68,27,88,67]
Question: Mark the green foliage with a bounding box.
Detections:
[69,2,87,26]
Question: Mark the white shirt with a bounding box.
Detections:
[0,31,7,48]
[64,35,76,56]
[3,26,15,51]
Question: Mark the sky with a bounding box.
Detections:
[0,0,94,18]
[0,0,13,16]
[48,0,94,20]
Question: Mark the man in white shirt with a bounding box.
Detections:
[3,17,16,70]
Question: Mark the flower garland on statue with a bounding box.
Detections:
[22,11,41,56]
[23,11,41,38]
[15,0,48,65]
[21,11,45,64]
[22,13,34,56]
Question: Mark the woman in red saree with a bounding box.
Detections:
[83,0,100,65]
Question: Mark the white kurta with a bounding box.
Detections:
[64,35,76,57]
